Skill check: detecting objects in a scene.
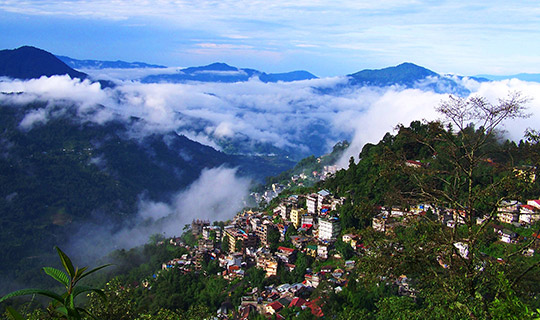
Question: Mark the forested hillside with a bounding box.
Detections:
[0,100,294,292]
[2,94,540,319]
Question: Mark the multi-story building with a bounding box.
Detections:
[290,208,306,228]
[301,214,314,227]
[202,225,222,241]
[317,190,331,212]
[276,246,297,264]
[318,217,341,241]
[519,203,540,225]
[256,253,278,277]
[277,203,291,221]
[256,223,275,246]
[306,194,318,215]
[191,219,210,236]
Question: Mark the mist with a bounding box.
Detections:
[68,166,250,262]
[2,73,540,258]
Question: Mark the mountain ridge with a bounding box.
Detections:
[57,55,167,70]
[141,62,318,83]
[0,46,87,80]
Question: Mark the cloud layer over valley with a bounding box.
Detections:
[2,73,540,252]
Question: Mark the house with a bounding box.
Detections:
[276,246,297,264]
[519,204,540,225]
[372,214,387,232]
[405,160,422,168]
[301,214,314,226]
[306,245,317,257]
[497,200,521,224]
[256,222,276,246]
[453,242,469,259]
[289,297,307,308]
[191,219,210,236]
[305,299,324,318]
[317,190,331,211]
[291,235,310,249]
[318,217,341,241]
[317,245,329,260]
[305,273,321,288]
[238,304,257,320]
[202,225,222,241]
[263,257,278,277]
[290,208,307,228]
[307,194,318,215]
[527,199,540,210]
[278,203,291,221]
[500,230,518,244]
[265,301,283,315]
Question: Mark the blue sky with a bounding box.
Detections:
[1,0,539,77]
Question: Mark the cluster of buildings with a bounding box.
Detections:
[152,189,356,318]
[372,197,540,258]
[496,199,540,225]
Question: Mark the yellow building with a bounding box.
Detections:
[290,208,306,228]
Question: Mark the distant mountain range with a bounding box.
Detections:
[141,62,318,83]
[475,73,540,82]
[57,55,167,69]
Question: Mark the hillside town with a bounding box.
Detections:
[147,187,540,319]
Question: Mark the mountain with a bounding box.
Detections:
[345,62,471,95]
[476,73,540,83]
[0,100,294,290]
[57,55,167,69]
[142,62,317,83]
[348,62,437,87]
[0,46,87,80]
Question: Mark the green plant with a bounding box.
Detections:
[0,246,111,320]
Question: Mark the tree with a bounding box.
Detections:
[337,92,539,318]
[398,92,535,317]
[0,246,110,320]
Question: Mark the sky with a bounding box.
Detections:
[1,1,540,77]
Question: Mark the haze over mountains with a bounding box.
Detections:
[2,45,540,291]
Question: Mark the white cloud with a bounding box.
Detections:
[2,73,540,168]
[68,166,250,258]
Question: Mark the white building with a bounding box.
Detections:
[307,194,318,215]
[318,217,341,241]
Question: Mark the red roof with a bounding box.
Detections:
[267,301,283,312]
[305,299,324,317]
[289,297,307,308]
[278,246,295,253]
[521,204,537,211]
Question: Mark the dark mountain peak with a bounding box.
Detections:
[0,46,87,80]
[348,62,438,87]
[259,70,318,82]
[184,62,239,73]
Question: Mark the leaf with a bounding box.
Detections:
[65,293,75,309]
[55,306,68,316]
[55,246,75,279]
[43,267,70,288]
[5,306,25,320]
[74,266,88,280]
[0,288,64,304]
[78,263,112,281]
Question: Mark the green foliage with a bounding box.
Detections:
[0,247,110,320]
